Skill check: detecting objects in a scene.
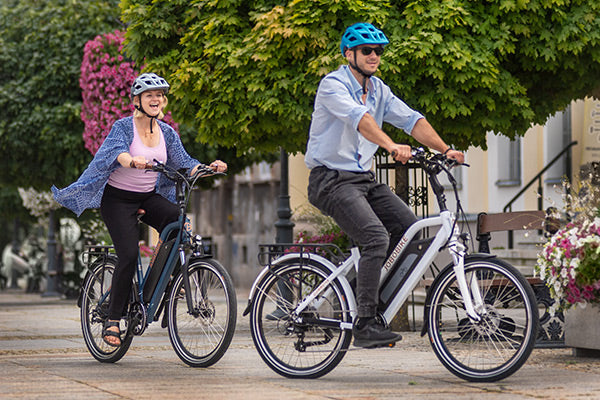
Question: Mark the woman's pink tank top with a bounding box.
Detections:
[107,121,167,192]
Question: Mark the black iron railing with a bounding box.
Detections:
[503,141,577,248]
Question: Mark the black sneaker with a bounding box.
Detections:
[265,307,289,321]
[353,317,402,348]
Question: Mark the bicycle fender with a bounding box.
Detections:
[420,253,497,336]
[243,252,355,317]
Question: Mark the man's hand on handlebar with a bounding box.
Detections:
[445,149,465,164]
[389,144,412,164]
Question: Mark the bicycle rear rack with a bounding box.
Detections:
[80,245,116,271]
[257,243,348,267]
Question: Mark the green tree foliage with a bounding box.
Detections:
[121,0,600,152]
[0,0,121,189]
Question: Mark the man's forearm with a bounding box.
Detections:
[410,119,450,154]
[357,112,396,152]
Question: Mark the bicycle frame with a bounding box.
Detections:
[135,217,190,322]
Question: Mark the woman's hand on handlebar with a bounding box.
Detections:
[208,160,227,173]
[131,156,152,170]
[190,160,227,178]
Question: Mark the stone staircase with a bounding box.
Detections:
[489,230,549,277]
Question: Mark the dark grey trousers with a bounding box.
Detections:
[307,166,417,317]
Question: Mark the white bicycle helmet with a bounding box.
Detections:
[130,73,170,100]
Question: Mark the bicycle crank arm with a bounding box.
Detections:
[296,316,352,330]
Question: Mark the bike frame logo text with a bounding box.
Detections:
[383,235,410,271]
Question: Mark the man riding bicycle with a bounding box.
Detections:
[305,22,464,348]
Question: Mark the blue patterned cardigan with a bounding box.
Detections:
[52,116,199,217]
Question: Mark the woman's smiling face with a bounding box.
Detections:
[138,90,165,116]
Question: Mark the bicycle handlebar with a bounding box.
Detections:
[391,147,469,172]
[146,160,226,184]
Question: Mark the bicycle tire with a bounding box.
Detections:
[249,259,352,378]
[80,256,133,363]
[427,258,538,382]
[167,258,236,367]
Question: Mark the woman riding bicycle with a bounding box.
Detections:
[52,73,227,347]
[305,23,464,348]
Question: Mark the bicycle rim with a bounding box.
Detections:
[428,259,538,382]
[249,260,352,378]
[167,259,236,367]
[80,258,132,362]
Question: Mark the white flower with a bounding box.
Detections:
[538,266,546,281]
[18,187,60,217]
[554,280,562,293]
[553,257,563,268]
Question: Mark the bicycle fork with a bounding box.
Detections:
[448,237,483,323]
[179,247,197,316]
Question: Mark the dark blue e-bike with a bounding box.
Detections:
[79,162,236,367]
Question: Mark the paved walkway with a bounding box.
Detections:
[1,289,600,399]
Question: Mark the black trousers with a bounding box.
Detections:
[100,185,179,320]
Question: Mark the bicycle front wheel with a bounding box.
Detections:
[167,258,236,367]
[80,256,133,363]
[427,258,538,382]
[249,259,352,379]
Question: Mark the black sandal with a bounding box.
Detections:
[102,320,122,347]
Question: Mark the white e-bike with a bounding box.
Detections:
[244,148,538,382]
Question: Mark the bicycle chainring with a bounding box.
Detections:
[128,302,147,335]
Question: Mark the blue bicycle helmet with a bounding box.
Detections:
[340,23,389,55]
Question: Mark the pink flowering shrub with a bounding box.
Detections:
[139,241,155,258]
[536,175,600,312]
[80,30,178,155]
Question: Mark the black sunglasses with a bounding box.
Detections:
[360,46,384,56]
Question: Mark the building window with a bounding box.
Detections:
[496,136,521,186]
[545,107,571,184]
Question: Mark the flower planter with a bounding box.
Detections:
[564,305,600,356]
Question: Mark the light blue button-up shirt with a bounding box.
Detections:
[305,65,424,172]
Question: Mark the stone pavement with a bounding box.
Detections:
[1,289,600,400]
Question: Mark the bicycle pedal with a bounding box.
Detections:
[367,342,396,349]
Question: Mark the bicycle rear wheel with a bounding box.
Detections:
[80,256,133,363]
[427,258,538,382]
[167,258,236,367]
[249,259,352,378]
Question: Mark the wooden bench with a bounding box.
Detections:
[476,209,559,253]
[476,210,564,348]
